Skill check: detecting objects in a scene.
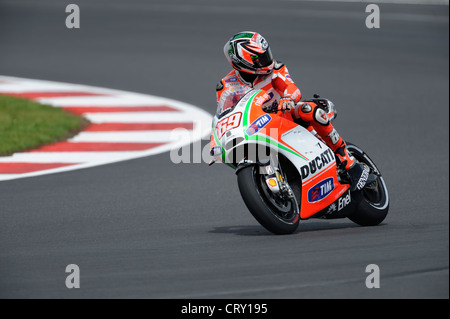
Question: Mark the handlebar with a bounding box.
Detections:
[262,100,279,113]
[262,100,291,114]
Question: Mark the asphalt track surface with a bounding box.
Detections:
[0,0,448,299]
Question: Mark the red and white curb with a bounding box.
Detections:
[0,76,212,181]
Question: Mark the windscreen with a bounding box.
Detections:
[216,85,252,117]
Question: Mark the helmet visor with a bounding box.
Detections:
[251,47,273,68]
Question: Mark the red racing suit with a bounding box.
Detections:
[216,61,355,170]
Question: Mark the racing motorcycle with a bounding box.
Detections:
[209,88,389,235]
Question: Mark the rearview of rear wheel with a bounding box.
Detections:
[346,143,389,226]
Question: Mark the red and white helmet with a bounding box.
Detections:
[224,31,274,75]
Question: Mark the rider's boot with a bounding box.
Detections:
[334,143,371,191]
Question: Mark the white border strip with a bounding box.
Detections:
[0,76,213,181]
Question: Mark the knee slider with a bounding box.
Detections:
[313,107,329,126]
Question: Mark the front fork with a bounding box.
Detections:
[260,153,294,199]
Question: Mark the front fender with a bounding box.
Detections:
[235,160,258,175]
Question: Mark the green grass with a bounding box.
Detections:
[0,95,88,156]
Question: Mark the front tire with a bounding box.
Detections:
[237,165,300,235]
[346,143,389,226]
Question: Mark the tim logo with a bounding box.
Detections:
[246,114,271,136]
[308,177,335,203]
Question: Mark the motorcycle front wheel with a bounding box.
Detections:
[237,165,300,235]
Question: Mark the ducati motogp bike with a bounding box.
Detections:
[209,88,389,235]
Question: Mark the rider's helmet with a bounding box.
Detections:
[224,31,274,75]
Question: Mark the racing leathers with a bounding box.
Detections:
[216,61,356,172]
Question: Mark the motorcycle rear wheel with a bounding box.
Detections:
[237,165,300,235]
[346,143,389,226]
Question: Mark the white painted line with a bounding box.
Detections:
[0,152,150,163]
[83,112,195,123]
[38,95,167,107]
[69,131,182,143]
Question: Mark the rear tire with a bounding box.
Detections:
[237,165,300,235]
[346,143,389,226]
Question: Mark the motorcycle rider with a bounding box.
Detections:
[216,31,369,191]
